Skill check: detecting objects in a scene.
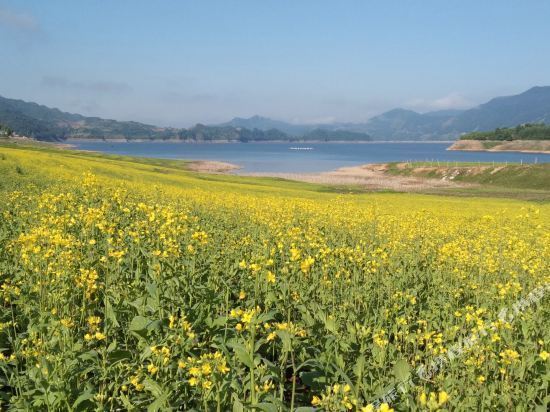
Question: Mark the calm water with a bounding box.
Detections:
[67,141,550,173]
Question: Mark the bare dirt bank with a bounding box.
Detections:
[448,139,550,154]
[187,160,241,173]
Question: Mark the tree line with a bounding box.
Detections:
[460,123,550,141]
[0,124,14,137]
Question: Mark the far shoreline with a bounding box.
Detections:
[62,138,455,144]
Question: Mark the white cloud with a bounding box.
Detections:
[42,76,132,94]
[289,116,337,125]
[406,92,473,112]
[0,7,39,31]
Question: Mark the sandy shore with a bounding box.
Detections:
[241,163,473,191]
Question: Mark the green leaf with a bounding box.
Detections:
[232,396,244,412]
[300,370,324,389]
[108,350,132,363]
[277,330,292,351]
[253,402,278,412]
[232,343,254,369]
[353,355,366,379]
[129,315,151,332]
[325,317,337,333]
[147,393,169,412]
[393,358,411,382]
[72,391,94,410]
[106,340,117,353]
[142,377,163,398]
[105,305,120,328]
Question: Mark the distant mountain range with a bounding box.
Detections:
[218,115,314,136]
[0,95,371,142]
[216,86,550,140]
[1,86,550,141]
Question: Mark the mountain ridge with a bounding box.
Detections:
[217,86,550,140]
[2,86,550,141]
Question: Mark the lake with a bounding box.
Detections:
[67,141,550,173]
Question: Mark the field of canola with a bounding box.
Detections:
[0,144,549,411]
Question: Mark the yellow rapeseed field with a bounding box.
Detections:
[0,145,548,411]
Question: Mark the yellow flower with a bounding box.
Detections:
[419,392,427,405]
[130,376,144,391]
[217,361,230,374]
[300,256,315,274]
[500,349,520,365]
[239,290,246,300]
[201,363,212,375]
[249,263,261,272]
[262,380,274,392]
[266,270,276,284]
[540,351,549,361]
[379,403,394,412]
[438,391,449,405]
[477,375,486,383]
[361,405,374,412]
[267,332,277,341]
[276,322,288,330]
[94,332,106,340]
[241,310,254,324]
[60,318,74,328]
[311,396,321,406]
[147,364,158,375]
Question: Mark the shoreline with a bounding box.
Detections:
[62,138,455,144]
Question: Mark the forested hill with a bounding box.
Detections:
[0,95,178,140]
[460,123,550,141]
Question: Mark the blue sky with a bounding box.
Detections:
[1,1,550,127]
